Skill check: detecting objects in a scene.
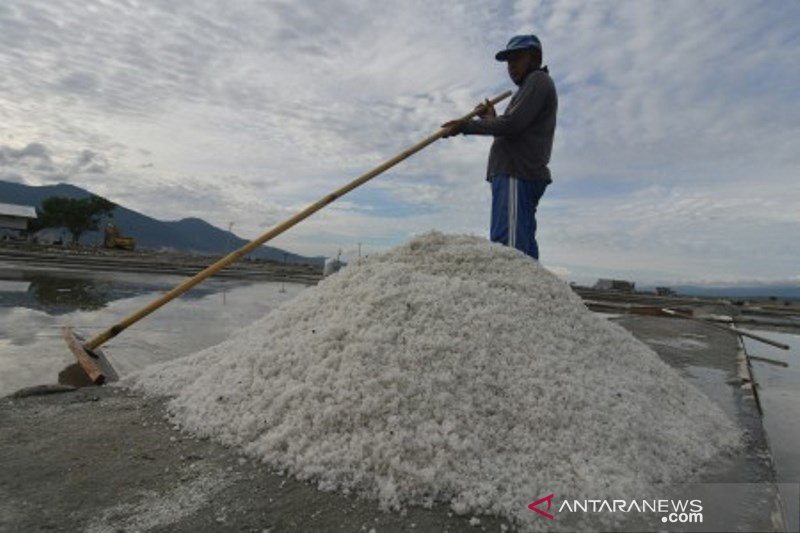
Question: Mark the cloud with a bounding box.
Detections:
[58,71,100,95]
[0,142,53,166]
[0,142,60,183]
[0,0,798,283]
[0,142,113,187]
[68,149,110,174]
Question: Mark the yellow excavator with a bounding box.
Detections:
[103,223,135,251]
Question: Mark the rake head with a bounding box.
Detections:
[62,327,119,385]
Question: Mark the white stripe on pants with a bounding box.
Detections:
[508,177,518,248]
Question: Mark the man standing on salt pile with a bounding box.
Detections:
[443,34,558,260]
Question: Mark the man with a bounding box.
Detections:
[443,34,557,260]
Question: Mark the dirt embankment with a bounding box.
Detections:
[0,242,322,284]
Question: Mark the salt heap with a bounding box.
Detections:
[127,232,740,529]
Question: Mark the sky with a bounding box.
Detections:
[1,0,798,286]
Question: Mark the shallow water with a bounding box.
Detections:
[742,329,800,532]
[0,263,306,396]
[742,330,800,480]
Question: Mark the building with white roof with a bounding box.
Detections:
[0,202,38,232]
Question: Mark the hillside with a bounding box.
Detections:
[0,181,324,266]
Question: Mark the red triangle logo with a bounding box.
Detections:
[528,493,555,520]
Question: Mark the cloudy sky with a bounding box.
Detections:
[1,0,798,285]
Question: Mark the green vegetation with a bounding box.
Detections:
[33,196,116,244]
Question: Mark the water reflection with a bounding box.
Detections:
[743,330,800,532]
[0,265,307,396]
[27,274,111,312]
[0,265,247,315]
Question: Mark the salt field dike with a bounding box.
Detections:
[1,233,798,532]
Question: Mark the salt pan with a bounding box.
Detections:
[126,232,740,530]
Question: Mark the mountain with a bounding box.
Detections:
[667,284,800,300]
[0,180,324,266]
[638,283,800,300]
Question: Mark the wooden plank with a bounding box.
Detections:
[584,300,694,318]
[662,309,790,350]
[747,355,789,368]
[62,327,119,385]
[627,306,675,317]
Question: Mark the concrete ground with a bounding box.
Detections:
[0,316,788,532]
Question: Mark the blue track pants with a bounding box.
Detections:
[490,175,548,260]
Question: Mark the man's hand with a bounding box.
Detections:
[441,119,466,138]
[475,99,496,119]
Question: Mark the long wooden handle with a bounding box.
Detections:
[84,90,514,351]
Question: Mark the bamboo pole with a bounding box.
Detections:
[83,90,513,351]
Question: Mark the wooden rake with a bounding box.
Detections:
[64,90,514,384]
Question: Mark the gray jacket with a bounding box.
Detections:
[461,67,557,182]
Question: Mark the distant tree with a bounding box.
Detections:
[33,196,116,244]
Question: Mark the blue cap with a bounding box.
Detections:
[495,34,542,61]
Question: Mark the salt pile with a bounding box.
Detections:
[126,232,740,529]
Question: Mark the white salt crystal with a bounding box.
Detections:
[126,232,740,530]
